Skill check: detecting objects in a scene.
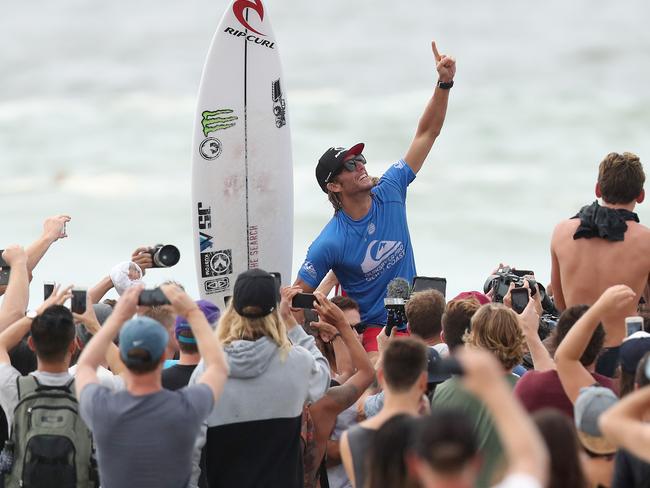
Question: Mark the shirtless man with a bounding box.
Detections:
[294,41,456,360]
[551,152,650,345]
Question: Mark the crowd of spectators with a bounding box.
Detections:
[0,38,649,487]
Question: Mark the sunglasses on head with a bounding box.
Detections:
[351,321,368,334]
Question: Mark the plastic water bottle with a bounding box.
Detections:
[0,440,14,474]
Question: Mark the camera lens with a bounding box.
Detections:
[153,245,180,268]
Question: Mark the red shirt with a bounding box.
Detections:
[514,369,617,418]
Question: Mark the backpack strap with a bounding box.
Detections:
[16,375,76,400]
[15,375,40,401]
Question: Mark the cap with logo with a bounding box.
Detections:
[174,299,221,344]
[574,386,618,455]
[119,316,169,368]
[233,269,277,318]
[315,142,365,193]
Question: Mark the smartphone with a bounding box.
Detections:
[626,316,644,336]
[511,287,529,314]
[292,293,317,309]
[44,282,55,301]
[71,288,87,314]
[412,276,447,297]
[0,251,9,286]
[138,288,171,307]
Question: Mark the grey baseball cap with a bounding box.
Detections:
[574,386,618,455]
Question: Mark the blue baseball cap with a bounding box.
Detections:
[174,299,221,344]
[119,316,169,368]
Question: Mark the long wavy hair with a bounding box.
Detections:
[463,303,525,370]
[216,303,292,360]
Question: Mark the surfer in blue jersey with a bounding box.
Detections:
[295,41,456,360]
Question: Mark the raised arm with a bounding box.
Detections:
[0,246,30,331]
[600,385,650,462]
[281,286,330,402]
[0,285,72,364]
[161,284,228,402]
[459,348,549,484]
[25,215,70,278]
[313,291,375,412]
[555,285,635,402]
[75,285,142,398]
[403,41,455,175]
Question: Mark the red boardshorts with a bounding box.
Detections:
[362,326,410,353]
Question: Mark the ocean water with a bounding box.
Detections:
[2,0,650,306]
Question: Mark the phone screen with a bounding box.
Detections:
[511,288,529,314]
[71,289,87,314]
[626,316,644,336]
[44,282,55,301]
[0,251,7,268]
[292,293,316,309]
[412,276,446,297]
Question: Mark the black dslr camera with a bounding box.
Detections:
[484,266,558,317]
[148,244,180,268]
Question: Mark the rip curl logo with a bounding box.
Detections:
[301,260,318,280]
[393,160,405,169]
[233,0,265,36]
[360,240,406,281]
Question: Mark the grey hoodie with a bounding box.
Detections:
[188,325,330,487]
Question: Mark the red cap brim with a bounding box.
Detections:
[346,143,365,157]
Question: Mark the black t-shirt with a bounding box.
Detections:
[613,449,650,487]
[161,364,198,391]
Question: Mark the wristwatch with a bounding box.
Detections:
[26,310,38,320]
[437,79,454,90]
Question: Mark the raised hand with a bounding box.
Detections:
[313,291,348,330]
[112,284,143,322]
[279,285,303,324]
[432,41,456,83]
[1,245,27,267]
[72,292,101,335]
[595,285,637,317]
[36,284,73,315]
[160,284,199,318]
[131,246,153,275]
[42,215,71,243]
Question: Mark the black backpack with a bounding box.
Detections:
[3,376,97,488]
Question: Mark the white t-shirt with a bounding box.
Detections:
[492,473,542,488]
[0,363,123,431]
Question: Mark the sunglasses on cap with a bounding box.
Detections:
[327,154,367,183]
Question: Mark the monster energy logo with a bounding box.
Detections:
[201,109,238,136]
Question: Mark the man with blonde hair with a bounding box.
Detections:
[432,302,537,487]
[551,152,650,347]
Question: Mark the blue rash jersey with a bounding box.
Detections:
[298,159,417,326]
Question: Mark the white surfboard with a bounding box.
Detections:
[191,0,293,309]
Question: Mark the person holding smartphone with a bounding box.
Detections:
[294,42,456,362]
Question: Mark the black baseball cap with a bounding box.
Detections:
[233,269,277,318]
[315,143,365,193]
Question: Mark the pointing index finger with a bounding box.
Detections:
[431,41,442,62]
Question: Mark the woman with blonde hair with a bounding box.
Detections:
[188,269,331,488]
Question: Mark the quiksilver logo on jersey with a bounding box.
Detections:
[301,261,318,280]
[361,240,406,281]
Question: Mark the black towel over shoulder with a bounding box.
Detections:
[571,201,639,242]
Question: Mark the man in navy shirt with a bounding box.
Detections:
[295,41,456,360]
